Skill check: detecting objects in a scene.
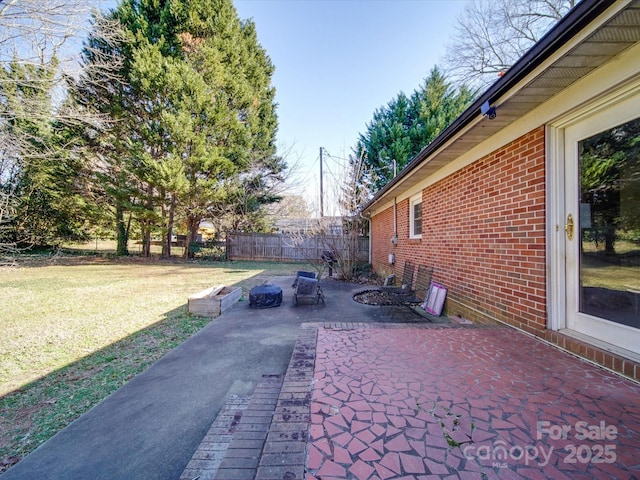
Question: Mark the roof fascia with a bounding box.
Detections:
[363,0,617,215]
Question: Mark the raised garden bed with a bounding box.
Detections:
[188,285,242,317]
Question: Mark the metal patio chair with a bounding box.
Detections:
[292,270,325,306]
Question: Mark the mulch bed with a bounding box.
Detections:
[352,289,398,306]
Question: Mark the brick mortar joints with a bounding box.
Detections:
[256,325,319,479]
[214,375,285,480]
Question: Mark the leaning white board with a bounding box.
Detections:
[423,282,447,316]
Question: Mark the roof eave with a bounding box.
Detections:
[363,0,617,215]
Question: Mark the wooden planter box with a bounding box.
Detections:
[188,285,242,317]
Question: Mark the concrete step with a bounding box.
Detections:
[214,375,284,480]
[253,326,317,480]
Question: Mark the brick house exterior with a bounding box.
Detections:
[363,0,640,381]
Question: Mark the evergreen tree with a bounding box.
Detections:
[0,1,122,252]
[75,0,282,257]
[355,67,474,191]
[72,10,146,256]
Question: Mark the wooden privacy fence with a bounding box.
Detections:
[226,233,369,263]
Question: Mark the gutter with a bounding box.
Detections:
[363,0,616,213]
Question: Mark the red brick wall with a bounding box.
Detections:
[372,127,547,334]
[370,126,640,381]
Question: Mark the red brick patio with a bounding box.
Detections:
[182,322,640,479]
[306,325,640,480]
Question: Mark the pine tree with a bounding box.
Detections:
[0,56,90,247]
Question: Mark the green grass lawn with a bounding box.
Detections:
[581,239,640,290]
[0,256,309,471]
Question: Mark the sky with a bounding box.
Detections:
[233,0,467,216]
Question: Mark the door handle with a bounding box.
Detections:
[565,213,574,241]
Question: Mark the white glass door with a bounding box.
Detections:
[564,98,640,356]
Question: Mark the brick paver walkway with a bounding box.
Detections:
[179,395,250,480]
[307,325,640,479]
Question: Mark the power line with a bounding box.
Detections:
[322,149,352,163]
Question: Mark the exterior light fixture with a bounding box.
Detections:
[481,100,497,120]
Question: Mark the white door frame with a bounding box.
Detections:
[547,80,640,360]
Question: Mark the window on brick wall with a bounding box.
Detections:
[409,193,422,239]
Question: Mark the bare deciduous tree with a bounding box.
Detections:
[444,0,575,88]
[328,148,372,280]
[0,0,112,102]
[287,149,372,281]
[0,1,123,255]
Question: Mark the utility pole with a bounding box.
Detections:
[319,146,324,218]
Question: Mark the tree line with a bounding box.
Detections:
[1,0,577,259]
[1,0,283,258]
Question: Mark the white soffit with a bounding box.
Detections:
[371,0,640,212]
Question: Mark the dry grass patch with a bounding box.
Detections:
[0,257,307,471]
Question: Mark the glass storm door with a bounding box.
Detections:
[564,110,640,356]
